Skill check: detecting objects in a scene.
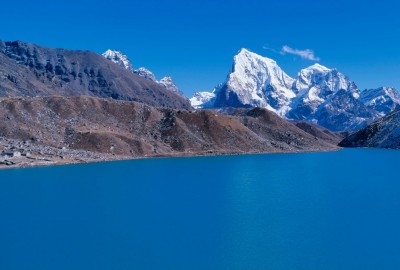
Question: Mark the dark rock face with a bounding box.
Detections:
[0,40,191,109]
[213,84,253,109]
[339,109,400,149]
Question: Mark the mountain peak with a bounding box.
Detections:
[102,49,134,72]
[134,67,156,81]
[235,48,277,65]
[237,48,255,55]
[159,76,184,96]
[211,48,295,115]
[304,63,331,73]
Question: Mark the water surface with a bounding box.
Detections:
[0,149,400,270]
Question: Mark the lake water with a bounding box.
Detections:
[0,149,400,270]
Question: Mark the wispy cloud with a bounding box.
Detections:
[262,44,279,54]
[281,45,320,61]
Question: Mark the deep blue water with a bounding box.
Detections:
[1,149,400,270]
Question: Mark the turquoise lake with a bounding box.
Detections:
[0,148,400,269]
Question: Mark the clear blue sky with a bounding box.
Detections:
[1,0,400,97]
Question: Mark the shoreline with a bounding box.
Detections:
[0,147,342,171]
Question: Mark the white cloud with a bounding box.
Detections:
[281,45,320,61]
[262,44,279,53]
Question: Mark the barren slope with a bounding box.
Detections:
[0,96,339,167]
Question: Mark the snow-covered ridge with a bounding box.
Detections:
[134,67,156,81]
[102,50,134,72]
[360,87,400,115]
[159,77,184,96]
[102,49,185,97]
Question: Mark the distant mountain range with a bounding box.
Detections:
[191,49,400,131]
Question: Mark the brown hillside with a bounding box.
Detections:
[0,96,339,168]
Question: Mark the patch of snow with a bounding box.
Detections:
[190,91,216,109]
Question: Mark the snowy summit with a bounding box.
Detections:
[102,50,134,72]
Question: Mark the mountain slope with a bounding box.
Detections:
[0,40,191,109]
[295,121,344,145]
[339,109,400,149]
[0,95,339,167]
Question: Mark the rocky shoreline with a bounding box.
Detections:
[0,136,121,169]
[0,135,342,170]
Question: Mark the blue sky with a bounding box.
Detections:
[1,0,400,96]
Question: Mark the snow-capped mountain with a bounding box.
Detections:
[288,64,359,120]
[134,67,156,81]
[190,92,216,109]
[158,77,184,96]
[286,63,377,131]
[102,49,185,97]
[102,50,134,72]
[191,48,383,131]
[211,48,295,116]
[190,84,222,109]
[360,87,400,115]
